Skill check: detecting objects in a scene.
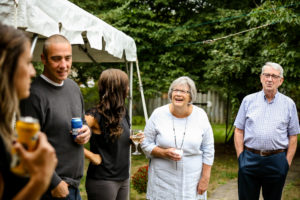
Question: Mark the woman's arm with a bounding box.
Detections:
[84,148,102,165]
[0,173,3,198]
[12,174,51,200]
[141,110,181,160]
[197,164,212,195]
[151,146,181,161]
[197,114,214,195]
[0,133,57,200]
[0,171,47,200]
[85,115,100,135]
[84,114,102,165]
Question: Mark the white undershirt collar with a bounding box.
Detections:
[40,74,64,87]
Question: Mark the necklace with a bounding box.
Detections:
[172,116,188,150]
[172,116,187,170]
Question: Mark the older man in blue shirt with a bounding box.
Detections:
[234,62,299,200]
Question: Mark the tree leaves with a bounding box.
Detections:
[69,0,299,113]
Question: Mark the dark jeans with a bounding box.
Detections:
[238,149,289,200]
[42,186,81,200]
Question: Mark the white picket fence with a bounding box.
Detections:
[134,90,229,124]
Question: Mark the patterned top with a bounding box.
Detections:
[234,90,300,150]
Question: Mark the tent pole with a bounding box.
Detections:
[129,62,133,129]
[78,45,97,63]
[128,61,133,200]
[135,59,148,122]
[14,0,18,28]
[31,34,38,56]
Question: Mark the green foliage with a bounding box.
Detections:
[80,86,98,111]
[132,116,146,126]
[32,62,44,75]
[131,165,148,194]
[204,0,300,107]
[69,0,300,138]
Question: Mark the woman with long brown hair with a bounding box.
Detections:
[84,68,140,200]
[0,23,57,200]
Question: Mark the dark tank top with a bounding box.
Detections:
[0,135,29,199]
[86,108,131,181]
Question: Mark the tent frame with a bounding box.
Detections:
[29,31,149,127]
[30,33,148,200]
[3,0,149,197]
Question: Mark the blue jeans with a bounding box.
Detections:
[42,186,81,200]
[238,150,289,200]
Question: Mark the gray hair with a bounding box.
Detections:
[262,62,284,77]
[168,76,197,103]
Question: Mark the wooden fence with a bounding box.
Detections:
[134,90,230,124]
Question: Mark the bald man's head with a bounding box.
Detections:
[42,34,71,60]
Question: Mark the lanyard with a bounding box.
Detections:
[172,116,187,150]
[172,116,187,170]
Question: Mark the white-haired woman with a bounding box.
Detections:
[141,76,214,200]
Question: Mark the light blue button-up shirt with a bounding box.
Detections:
[234,90,300,150]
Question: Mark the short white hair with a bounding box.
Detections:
[168,76,197,103]
[262,62,284,77]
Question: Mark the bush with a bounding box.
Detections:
[80,86,99,110]
[131,165,148,194]
[132,116,146,125]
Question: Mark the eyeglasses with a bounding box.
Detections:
[171,89,191,95]
[262,73,281,80]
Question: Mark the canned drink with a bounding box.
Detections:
[71,118,83,139]
[10,116,40,176]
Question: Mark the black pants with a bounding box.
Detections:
[238,150,289,200]
[85,178,129,200]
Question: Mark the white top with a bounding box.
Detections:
[141,104,214,200]
[40,74,64,87]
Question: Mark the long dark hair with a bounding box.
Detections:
[0,22,29,151]
[97,68,128,140]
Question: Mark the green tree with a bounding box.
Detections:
[69,0,300,142]
[203,0,300,142]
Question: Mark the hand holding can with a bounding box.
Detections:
[71,118,83,139]
[10,116,40,176]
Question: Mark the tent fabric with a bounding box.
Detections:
[0,0,137,62]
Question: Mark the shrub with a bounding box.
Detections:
[131,165,148,194]
[80,86,98,110]
[132,116,146,125]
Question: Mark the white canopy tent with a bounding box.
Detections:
[0,0,148,123]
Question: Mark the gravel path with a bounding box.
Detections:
[209,155,300,200]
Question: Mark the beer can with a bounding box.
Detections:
[71,118,82,139]
[10,116,40,176]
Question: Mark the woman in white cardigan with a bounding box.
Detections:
[141,76,215,200]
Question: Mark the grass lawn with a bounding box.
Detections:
[79,124,300,200]
[282,178,300,200]
[80,123,237,199]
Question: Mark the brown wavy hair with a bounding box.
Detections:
[97,68,128,140]
[0,23,29,151]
